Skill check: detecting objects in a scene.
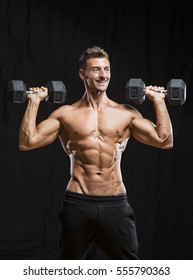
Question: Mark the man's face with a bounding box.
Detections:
[80,57,111,93]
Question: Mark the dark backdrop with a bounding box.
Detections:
[0,0,193,260]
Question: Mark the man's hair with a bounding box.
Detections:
[79,46,109,70]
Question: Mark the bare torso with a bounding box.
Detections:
[57,99,135,195]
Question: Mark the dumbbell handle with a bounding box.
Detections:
[142,88,167,95]
[26,90,46,94]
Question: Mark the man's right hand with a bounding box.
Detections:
[28,86,48,102]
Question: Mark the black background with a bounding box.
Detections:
[0,0,193,260]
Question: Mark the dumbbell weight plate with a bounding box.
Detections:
[7,80,27,104]
[167,79,186,106]
[126,78,146,105]
[46,81,66,104]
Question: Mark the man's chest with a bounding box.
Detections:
[61,108,132,140]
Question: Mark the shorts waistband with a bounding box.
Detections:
[63,190,127,204]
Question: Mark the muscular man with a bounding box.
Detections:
[19,46,173,260]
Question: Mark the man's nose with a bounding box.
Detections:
[99,69,106,77]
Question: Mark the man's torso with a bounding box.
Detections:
[55,100,138,195]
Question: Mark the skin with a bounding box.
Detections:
[19,57,173,196]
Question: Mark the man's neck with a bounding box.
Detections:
[82,91,109,111]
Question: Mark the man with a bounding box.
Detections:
[19,46,173,260]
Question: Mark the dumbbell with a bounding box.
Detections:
[7,80,66,104]
[126,78,186,106]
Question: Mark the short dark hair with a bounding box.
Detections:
[79,46,109,70]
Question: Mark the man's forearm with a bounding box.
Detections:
[153,98,173,142]
[19,98,41,150]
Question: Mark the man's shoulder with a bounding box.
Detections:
[115,103,143,120]
[49,104,76,119]
[111,101,138,112]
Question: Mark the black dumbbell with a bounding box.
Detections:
[7,80,66,104]
[126,78,186,106]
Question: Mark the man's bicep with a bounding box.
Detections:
[19,117,60,150]
[36,117,60,142]
[130,117,163,147]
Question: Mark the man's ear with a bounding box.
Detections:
[79,69,88,80]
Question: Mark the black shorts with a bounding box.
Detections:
[58,190,139,260]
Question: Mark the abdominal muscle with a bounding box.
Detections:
[65,141,127,196]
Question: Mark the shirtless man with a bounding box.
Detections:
[19,46,173,260]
